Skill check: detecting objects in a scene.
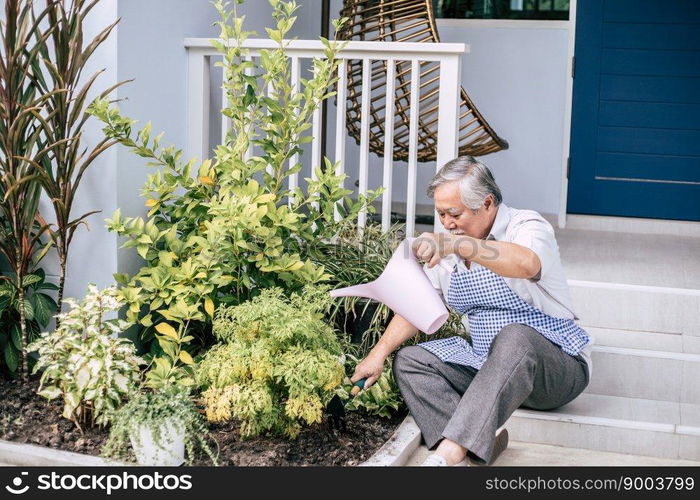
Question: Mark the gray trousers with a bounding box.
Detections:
[393,323,590,464]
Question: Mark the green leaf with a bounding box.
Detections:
[21,274,42,289]
[76,366,91,391]
[179,351,194,365]
[159,339,177,359]
[204,297,215,317]
[37,386,62,400]
[137,244,149,259]
[158,251,174,267]
[20,300,34,322]
[37,282,59,291]
[270,111,284,124]
[64,392,80,419]
[243,84,256,106]
[113,273,131,286]
[113,373,130,393]
[31,293,55,327]
[10,323,22,351]
[4,343,19,373]
[155,322,178,339]
[140,314,153,327]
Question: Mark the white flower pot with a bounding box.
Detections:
[129,418,186,466]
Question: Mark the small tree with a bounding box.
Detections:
[0,0,58,380]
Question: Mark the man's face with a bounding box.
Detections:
[433,182,497,239]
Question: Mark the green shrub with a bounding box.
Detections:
[0,268,57,377]
[28,285,143,428]
[197,285,344,438]
[88,0,379,358]
[341,355,403,418]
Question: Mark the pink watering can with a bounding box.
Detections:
[329,237,451,334]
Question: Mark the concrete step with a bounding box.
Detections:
[407,440,700,466]
[582,345,700,403]
[556,225,700,336]
[569,279,700,336]
[563,214,700,238]
[505,393,700,461]
[557,228,700,289]
[583,325,700,355]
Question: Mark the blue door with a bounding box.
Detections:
[568,0,700,221]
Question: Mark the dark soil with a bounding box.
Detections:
[0,377,406,467]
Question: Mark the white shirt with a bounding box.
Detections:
[423,202,593,377]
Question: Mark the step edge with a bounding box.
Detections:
[511,409,679,433]
[676,425,700,437]
[563,214,700,237]
[591,345,700,362]
[569,279,700,297]
[581,325,683,336]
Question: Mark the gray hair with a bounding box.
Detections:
[427,156,502,210]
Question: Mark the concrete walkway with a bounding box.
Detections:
[407,441,700,466]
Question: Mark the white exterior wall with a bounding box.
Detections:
[39,0,119,305]
[436,19,571,217]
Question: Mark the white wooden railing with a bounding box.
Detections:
[184,38,466,236]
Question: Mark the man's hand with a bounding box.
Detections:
[351,352,386,389]
[412,232,455,268]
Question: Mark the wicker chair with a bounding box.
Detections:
[336,0,508,161]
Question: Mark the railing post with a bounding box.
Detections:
[186,48,211,163]
[288,56,301,206]
[434,53,462,233]
[381,59,396,232]
[406,59,421,237]
[357,58,372,230]
[334,59,347,221]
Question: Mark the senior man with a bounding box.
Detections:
[351,156,592,466]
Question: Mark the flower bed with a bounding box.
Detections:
[0,377,405,466]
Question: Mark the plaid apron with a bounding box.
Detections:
[419,265,590,370]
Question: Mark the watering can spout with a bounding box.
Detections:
[329,237,450,334]
[329,283,377,301]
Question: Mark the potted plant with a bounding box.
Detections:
[102,386,218,466]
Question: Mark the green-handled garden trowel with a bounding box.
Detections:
[326,378,366,430]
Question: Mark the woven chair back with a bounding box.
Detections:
[336,0,508,161]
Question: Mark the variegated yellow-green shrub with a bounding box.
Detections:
[197,285,344,438]
[28,286,144,429]
[87,1,379,379]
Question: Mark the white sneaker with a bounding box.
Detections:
[420,454,448,466]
